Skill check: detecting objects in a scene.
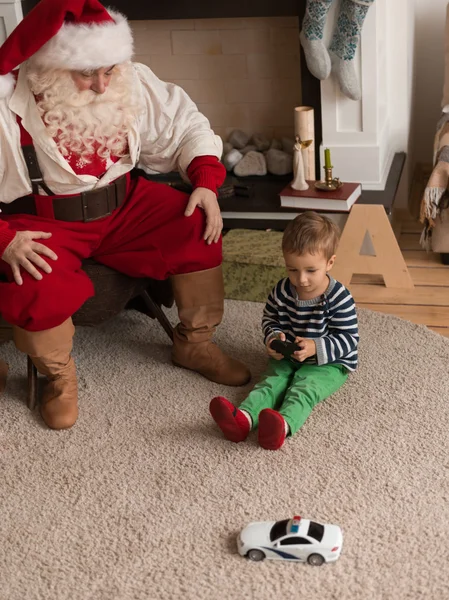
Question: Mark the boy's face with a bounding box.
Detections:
[283,251,336,299]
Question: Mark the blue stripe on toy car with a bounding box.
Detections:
[262,547,301,560]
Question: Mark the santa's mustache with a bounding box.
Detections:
[56,89,112,107]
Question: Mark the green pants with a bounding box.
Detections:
[240,359,348,436]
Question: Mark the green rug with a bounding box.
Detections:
[222,229,286,303]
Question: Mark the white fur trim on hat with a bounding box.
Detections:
[0,72,15,99]
[30,10,133,71]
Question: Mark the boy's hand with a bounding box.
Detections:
[292,337,316,362]
[267,333,286,361]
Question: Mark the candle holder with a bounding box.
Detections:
[315,165,343,192]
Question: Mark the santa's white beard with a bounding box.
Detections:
[26,62,137,162]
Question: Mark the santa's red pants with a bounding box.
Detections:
[0,175,222,331]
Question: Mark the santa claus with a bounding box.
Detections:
[0,0,251,429]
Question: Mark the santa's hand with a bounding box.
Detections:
[184,187,223,245]
[1,231,58,286]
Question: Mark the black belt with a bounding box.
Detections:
[0,174,127,222]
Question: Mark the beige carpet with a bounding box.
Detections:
[1,301,449,600]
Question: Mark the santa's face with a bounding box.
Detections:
[70,66,116,93]
[26,61,139,162]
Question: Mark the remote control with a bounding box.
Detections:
[270,339,300,358]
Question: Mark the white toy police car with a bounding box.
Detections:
[237,516,342,566]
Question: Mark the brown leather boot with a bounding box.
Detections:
[0,359,8,395]
[13,319,78,430]
[170,266,251,386]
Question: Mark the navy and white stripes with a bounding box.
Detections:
[262,276,359,371]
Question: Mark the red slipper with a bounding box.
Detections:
[258,409,287,450]
[209,396,250,443]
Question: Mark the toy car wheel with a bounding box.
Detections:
[307,553,325,566]
[247,549,266,562]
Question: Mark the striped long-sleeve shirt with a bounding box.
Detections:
[262,276,359,371]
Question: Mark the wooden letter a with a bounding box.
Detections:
[332,205,414,289]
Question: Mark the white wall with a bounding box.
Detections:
[382,0,447,209]
[412,0,448,165]
[384,0,415,208]
[387,1,414,155]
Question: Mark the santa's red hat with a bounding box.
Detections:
[0,0,133,98]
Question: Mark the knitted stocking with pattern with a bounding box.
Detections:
[300,0,375,101]
[329,0,376,101]
[300,0,335,80]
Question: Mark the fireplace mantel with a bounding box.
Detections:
[23,0,301,20]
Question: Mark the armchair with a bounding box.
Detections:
[421,3,449,263]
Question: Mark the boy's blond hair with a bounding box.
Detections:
[282,211,340,260]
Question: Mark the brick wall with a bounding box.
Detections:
[130,17,301,143]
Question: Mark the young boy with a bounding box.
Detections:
[210,211,358,450]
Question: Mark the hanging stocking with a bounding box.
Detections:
[329,0,376,101]
[300,0,335,81]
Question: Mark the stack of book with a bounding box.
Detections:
[279,181,362,212]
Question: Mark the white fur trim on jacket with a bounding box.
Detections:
[30,10,133,71]
[0,72,15,99]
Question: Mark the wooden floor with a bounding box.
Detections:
[350,215,449,338]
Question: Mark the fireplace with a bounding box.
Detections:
[21,0,322,176]
[18,0,405,203]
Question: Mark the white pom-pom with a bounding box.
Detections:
[0,73,15,98]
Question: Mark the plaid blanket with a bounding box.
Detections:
[420,117,449,249]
